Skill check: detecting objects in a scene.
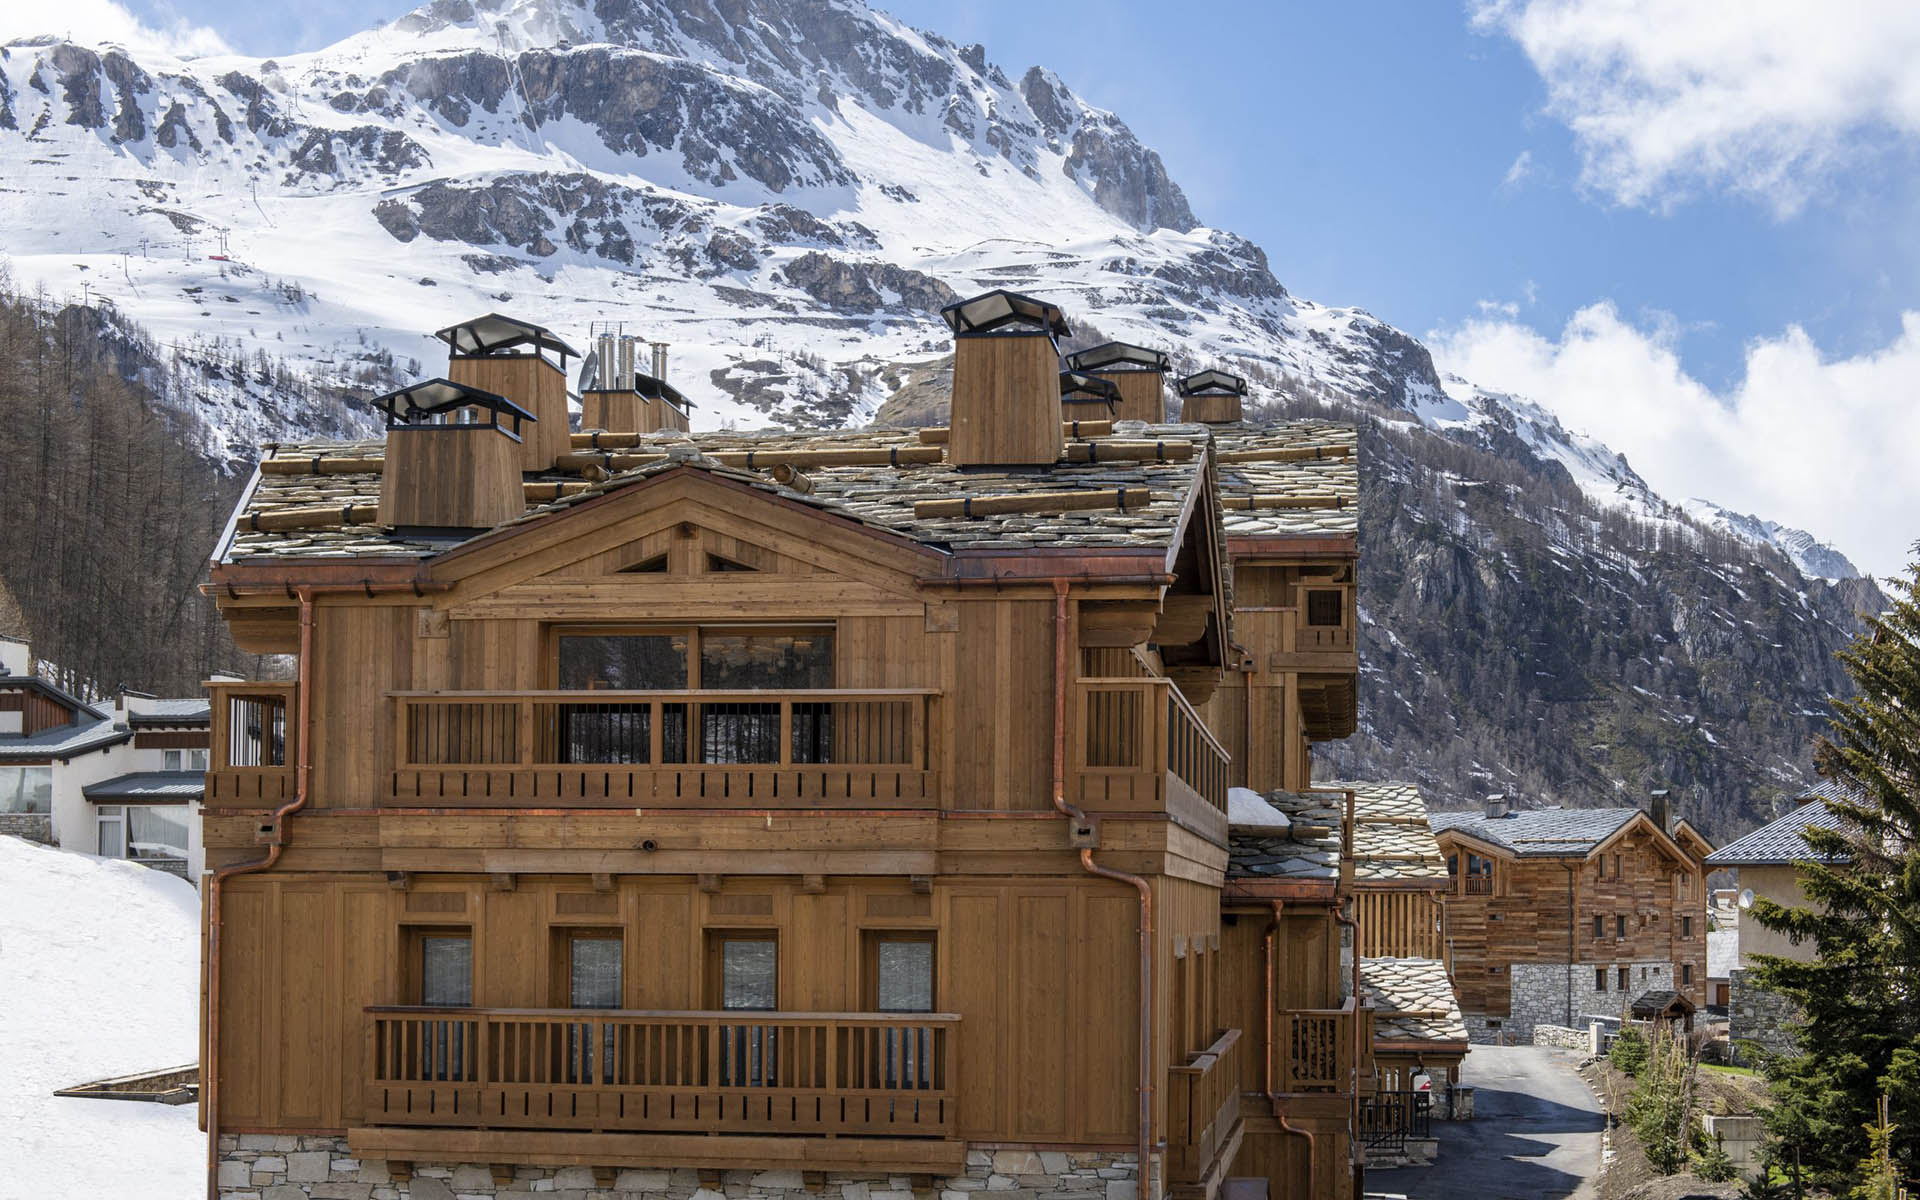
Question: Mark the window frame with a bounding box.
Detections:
[403,927,475,1008]
[1617,966,1630,991]
[548,623,838,692]
[1595,967,1607,992]
[550,927,625,1010]
[706,930,780,1012]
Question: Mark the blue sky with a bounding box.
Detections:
[34,0,1920,573]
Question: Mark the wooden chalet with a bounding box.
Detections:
[1430,794,1715,1042]
[198,296,1445,1200]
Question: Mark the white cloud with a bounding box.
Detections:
[1476,299,1521,318]
[1503,149,1536,188]
[1429,302,1920,578]
[1471,0,1920,214]
[0,0,231,58]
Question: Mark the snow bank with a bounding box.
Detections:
[0,837,202,1200]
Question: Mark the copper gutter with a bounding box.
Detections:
[1047,578,1157,1200]
[1266,901,1318,1180]
[1334,901,1366,1193]
[204,587,316,1200]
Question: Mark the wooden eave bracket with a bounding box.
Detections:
[489,872,517,892]
[592,872,615,893]
[910,874,933,895]
[698,873,723,894]
[385,870,411,891]
[801,874,827,894]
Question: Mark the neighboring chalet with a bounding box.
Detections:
[198,300,1455,1200]
[0,634,210,879]
[1430,794,1714,1042]
[1703,788,1851,1061]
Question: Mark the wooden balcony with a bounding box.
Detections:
[204,680,296,809]
[1167,1028,1244,1188]
[1277,1001,1372,1094]
[1071,677,1229,834]
[362,1007,959,1140]
[387,689,938,808]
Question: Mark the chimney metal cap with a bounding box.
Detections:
[373,378,536,437]
[1177,368,1247,397]
[940,289,1070,338]
[434,312,582,359]
[1065,341,1170,373]
[1059,370,1120,406]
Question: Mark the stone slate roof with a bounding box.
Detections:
[1429,806,1641,857]
[82,771,203,801]
[220,424,1219,564]
[1227,790,1344,882]
[128,699,212,726]
[0,712,126,760]
[1210,420,1359,537]
[1704,797,1853,867]
[1630,989,1696,1017]
[1332,780,1448,882]
[1360,957,1468,1045]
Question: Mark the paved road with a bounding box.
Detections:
[1366,1043,1605,1200]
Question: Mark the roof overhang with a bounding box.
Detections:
[1226,534,1358,560]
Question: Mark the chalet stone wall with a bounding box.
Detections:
[1530,1024,1590,1053]
[1505,961,1671,1044]
[0,813,53,843]
[217,1136,1141,1200]
[1729,968,1799,1063]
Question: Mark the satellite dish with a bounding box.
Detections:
[1738,888,1755,910]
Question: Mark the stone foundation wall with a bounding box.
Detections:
[218,1136,1141,1200]
[1530,1024,1589,1053]
[1507,961,1671,1043]
[0,813,53,843]
[1729,968,1800,1063]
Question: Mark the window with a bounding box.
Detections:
[127,806,189,861]
[0,766,51,813]
[1593,915,1604,939]
[1596,967,1607,992]
[97,805,126,857]
[1616,915,1628,939]
[1305,589,1343,627]
[1682,916,1693,938]
[567,935,623,1009]
[189,749,208,771]
[711,933,778,1087]
[1465,854,1495,895]
[1682,964,1694,985]
[164,749,181,771]
[420,935,474,1007]
[866,934,936,1088]
[1617,967,1629,990]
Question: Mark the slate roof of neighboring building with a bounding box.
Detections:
[0,713,126,760]
[1707,928,1738,981]
[1360,957,1468,1045]
[1332,780,1448,882]
[1429,806,1641,857]
[1704,797,1853,866]
[82,771,203,801]
[1210,421,1359,538]
[1227,790,1344,882]
[128,700,212,726]
[1630,989,1696,1017]
[220,424,1221,564]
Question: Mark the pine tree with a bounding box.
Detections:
[1748,555,1920,1190]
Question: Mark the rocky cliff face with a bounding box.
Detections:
[0,0,1879,829]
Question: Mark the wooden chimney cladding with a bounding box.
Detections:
[448,355,569,472]
[581,388,657,435]
[376,426,524,530]
[949,333,1064,466]
[1179,392,1242,424]
[1092,370,1166,424]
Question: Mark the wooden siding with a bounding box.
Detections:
[377,427,524,531]
[948,335,1063,467]
[448,354,570,472]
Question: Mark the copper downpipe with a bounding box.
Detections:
[1335,900,1366,1192]
[1267,902,1318,1180]
[1049,578,1157,1200]
[203,588,317,1200]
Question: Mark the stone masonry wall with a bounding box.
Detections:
[0,813,53,843]
[218,1136,1141,1200]
[1508,961,1672,1044]
[1729,968,1800,1064]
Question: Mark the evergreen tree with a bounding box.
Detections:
[1748,555,1920,1190]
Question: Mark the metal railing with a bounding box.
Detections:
[1359,1090,1431,1150]
[364,1007,959,1137]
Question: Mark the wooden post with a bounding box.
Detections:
[778,699,793,768]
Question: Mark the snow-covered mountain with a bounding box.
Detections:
[1682,500,1862,582]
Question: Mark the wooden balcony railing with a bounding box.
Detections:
[386,689,937,808]
[1167,1028,1243,1185]
[204,680,296,808]
[1072,677,1229,820]
[1463,875,1494,896]
[1278,1002,1370,1093]
[363,1007,959,1138]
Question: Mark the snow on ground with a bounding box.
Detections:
[0,837,202,1200]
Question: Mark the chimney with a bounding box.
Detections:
[1177,369,1247,423]
[581,326,657,434]
[1648,787,1672,833]
[1059,370,1119,419]
[1485,792,1510,820]
[373,379,534,532]
[435,313,580,472]
[941,289,1070,466]
[1064,341,1170,423]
